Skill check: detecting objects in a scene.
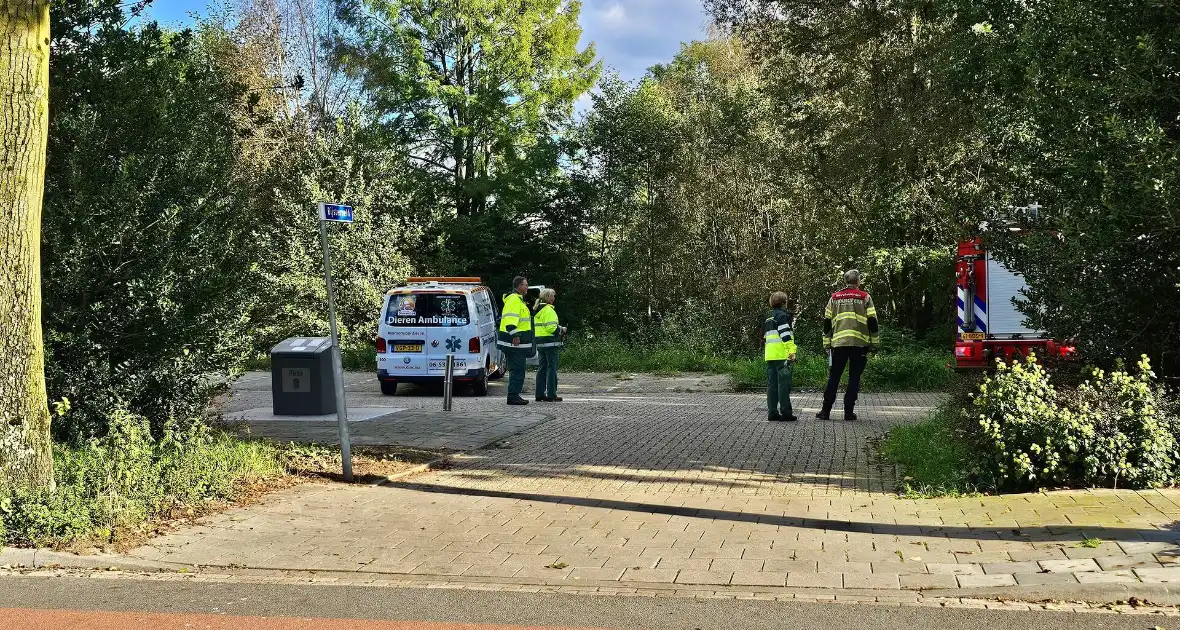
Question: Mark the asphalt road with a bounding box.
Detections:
[0,575,1162,630]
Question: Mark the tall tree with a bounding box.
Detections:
[708,0,1180,371]
[331,0,599,218]
[0,0,54,490]
[42,4,257,437]
[229,0,359,129]
[205,1,421,351]
[704,1,992,341]
[967,0,1180,374]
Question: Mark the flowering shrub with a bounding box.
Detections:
[973,354,1178,490]
[1072,357,1178,488]
[973,356,1083,488]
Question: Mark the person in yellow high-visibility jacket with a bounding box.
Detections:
[498,276,533,405]
[818,269,880,421]
[763,291,798,422]
[533,288,566,402]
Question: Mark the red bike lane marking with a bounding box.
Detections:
[2,608,620,630]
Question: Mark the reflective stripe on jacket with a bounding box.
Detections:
[497,292,534,347]
[764,308,798,361]
[534,304,562,348]
[822,288,880,349]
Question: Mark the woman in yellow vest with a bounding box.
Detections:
[533,288,566,402]
[763,291,798,421]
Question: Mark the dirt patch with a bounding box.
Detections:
[282,444,445,484]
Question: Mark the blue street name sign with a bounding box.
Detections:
[318,202,355,223]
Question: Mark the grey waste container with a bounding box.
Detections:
[270,337,336,415]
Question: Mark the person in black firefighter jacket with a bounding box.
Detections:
[818,269,880,421]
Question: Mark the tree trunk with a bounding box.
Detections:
[0,0,54,491]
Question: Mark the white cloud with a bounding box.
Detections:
[578,0,707,82]
[600,3,628,26]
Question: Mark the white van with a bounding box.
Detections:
[375,278,504,396]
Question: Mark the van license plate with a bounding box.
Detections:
[430,359,467,371]
[961,333,985,341]
[393,344,423,353]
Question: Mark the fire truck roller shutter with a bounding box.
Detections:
[985,254,1044,337]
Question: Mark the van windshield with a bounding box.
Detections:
[385,293,470,327]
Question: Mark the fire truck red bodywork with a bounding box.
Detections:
[954,237,1074,369]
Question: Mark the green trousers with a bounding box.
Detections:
[766,360,794,419]
[536,347,560,400]
[506,348,527,397]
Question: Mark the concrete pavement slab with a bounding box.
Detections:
[957,574,1017,588]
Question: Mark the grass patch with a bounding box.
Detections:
[243,343,375,372]
[879,403,982,497]
[561,340,740,374]
[564,339,953,392]
[0,408,449,551]
[1,413,287,550]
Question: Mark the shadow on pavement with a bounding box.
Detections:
[382,479,1180,544]
[430,464,776,490]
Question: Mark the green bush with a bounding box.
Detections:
[243,342,377,372]
[973,355,1179,490]
[731,355,830,390]
[0,409,283,548]
[1072,359,1178,488]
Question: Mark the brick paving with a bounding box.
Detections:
[229,408,552,450]
[116,372,1180,602]
[430,390,936,496]
[221,371,736,414]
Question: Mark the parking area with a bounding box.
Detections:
[222,371,924,494]
[123,372,1180,598]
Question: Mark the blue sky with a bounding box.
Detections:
[144,0,709,84]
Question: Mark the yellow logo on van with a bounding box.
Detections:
[396,295,416,316]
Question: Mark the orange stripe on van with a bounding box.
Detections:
[407,277,482,284]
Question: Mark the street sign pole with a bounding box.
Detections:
[318,202,355,482]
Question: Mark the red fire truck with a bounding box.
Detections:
[953,236,1075,369]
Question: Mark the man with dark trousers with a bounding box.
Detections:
[817,269,880,421]
[497,276,533,405]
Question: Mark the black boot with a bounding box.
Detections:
[768,414,785,422]
[844,412,858,422]
[508,395,529,406]
[815,410,831,420]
